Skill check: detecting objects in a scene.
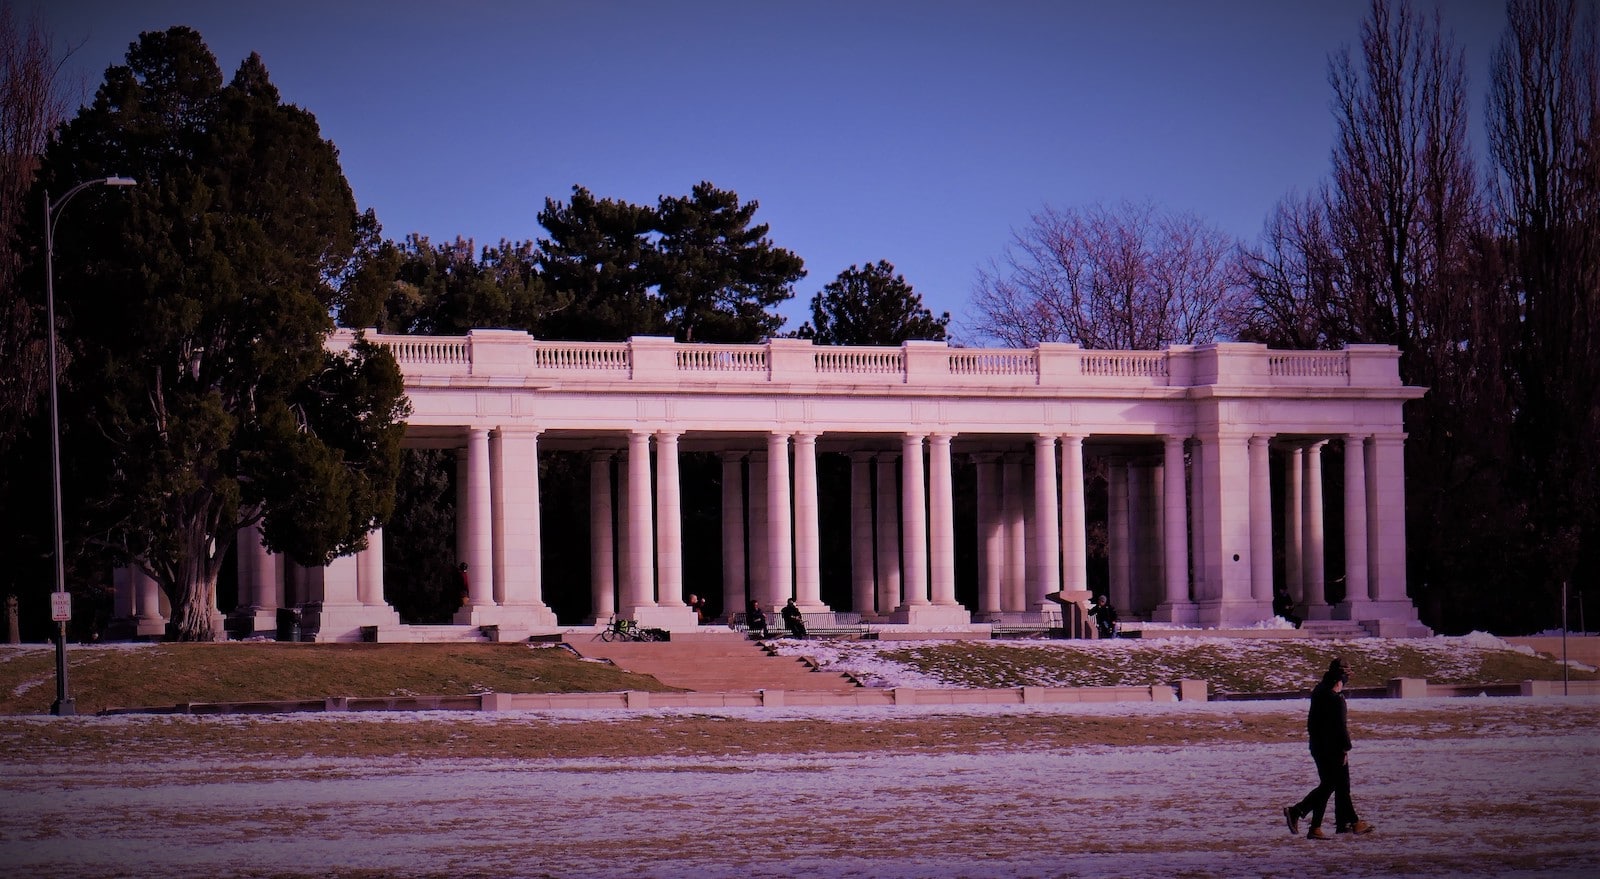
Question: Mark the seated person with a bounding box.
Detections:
[1087,593,1119,639]
[745,598,769,637]
[780,598,807,639]
[1273,585,1303,629]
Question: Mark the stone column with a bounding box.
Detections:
[1059,435,1088,596]
[625,430,655,610]
[1155,435,1192,621]
[1108,459,1131,612]
[720,452,746,621]
[766,433,793,605]
[873,455,900,617]
[1367,434,1411,606]
[1284,446,1304,604]
[461,428,494,609]
[899,433,929,609]
[134,567,165,637]
[492,427,552,624]
[617,458,633,608]
[1031,435,1060,608]
[654,430,685,607]
[1141,463,1164,611]
[454,448,469,570]
[357,527,384,607]
[748,451,771,609]
[589,453,616,621]
[928,434,958,607]
[1302,440,1327,617]
[1003,454,1027,612]
[974,453,1003,615]
[792,433,825,611]
[1249,436,1274,603]
[1188,440,1208,604]
[849,452,876,617]
[235,523,258,611]
[489,428,508,607]
[1341,433,1370,612]
[1193,431,1262,625]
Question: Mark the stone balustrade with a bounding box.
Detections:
[332,329,1404,392]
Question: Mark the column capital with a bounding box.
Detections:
[794,431,819,445]
[654,428,682,442]
[928,433,954,446]
[589,450,614,463]
[1058,432,1088,443]
[848,450,875,463]
[718,450,746,462]
[492,424,543,438]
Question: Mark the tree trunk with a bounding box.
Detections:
[167,550,223,641]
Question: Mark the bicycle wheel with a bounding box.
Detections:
[600,626,615,642]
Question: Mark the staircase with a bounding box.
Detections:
[562,631,860,692]
[1300,620,1372,639]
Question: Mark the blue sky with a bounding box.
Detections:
[40,1,1507,339]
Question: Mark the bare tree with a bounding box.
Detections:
[1325,0,1485,376]
[969,200,1243,349]
[1235,189,1344,348]
[0,1,71,446]
[1487,0,1600,589]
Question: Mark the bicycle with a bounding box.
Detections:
[599,616,658,642]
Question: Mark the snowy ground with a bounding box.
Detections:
[0,698,1595,879]
[763,631,1591,690]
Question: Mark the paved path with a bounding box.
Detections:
[564,630,860,692]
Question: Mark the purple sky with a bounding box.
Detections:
[40,1,1508,339]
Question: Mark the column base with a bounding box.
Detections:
[1195,599,1274,628]
[227,606,282,639]
[454,604,558,630]
[1336,599,1430,636]
[306,602,403,642]
[1150,601,1199,625]
[630,605,700,630]
[889,605,972,626]
[1304,603,1336,621]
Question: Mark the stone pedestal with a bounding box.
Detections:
[891,604,972,626]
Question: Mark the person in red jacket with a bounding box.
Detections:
[1283,658,1375,839]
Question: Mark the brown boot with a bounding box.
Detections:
[1282,806,1300,835]
[1339,820,1375,835]
[1306,826,1330,840]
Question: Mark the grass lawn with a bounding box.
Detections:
[0,642,676,715]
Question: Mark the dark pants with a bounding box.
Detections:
[1294,750,1359,830]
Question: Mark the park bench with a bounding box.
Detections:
[977,611,1064,639]
[729,611,874,640]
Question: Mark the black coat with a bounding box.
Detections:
[1307,679,1352,756]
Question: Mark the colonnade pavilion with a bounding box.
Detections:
[112,331,1432,641]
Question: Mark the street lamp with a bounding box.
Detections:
[44,176,135,717]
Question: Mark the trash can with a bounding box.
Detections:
[275,607,301,642]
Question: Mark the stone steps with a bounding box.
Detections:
[563,632,860,692]
[1300,620,1372,639]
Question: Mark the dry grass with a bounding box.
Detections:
[1,700,1592,765]
[0,643,676,715]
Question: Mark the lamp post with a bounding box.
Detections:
[44,176,135,717]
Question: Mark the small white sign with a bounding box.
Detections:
[50,592,72,622]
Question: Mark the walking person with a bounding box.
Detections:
[1283,658,1375,839]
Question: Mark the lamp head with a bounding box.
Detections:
[104,176,136,186]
